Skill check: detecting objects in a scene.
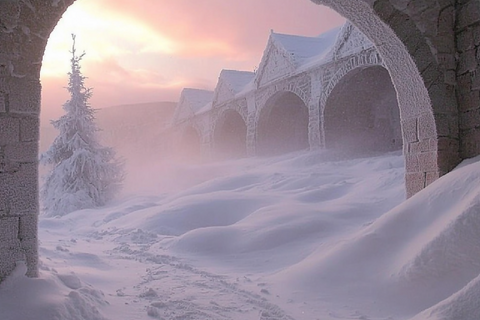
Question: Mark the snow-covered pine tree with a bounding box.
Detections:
[40,35,125,217]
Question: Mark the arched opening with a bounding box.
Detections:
[178,126,202,162]
[213,109,247,159]
[323,66,401,156]
[256,91,309,156]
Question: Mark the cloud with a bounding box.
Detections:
[41,0,345,121]
[78,0,344,59]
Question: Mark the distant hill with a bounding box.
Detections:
[40,101,177,165]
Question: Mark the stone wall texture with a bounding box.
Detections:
[1,0,480,282]
[0,0,73,282]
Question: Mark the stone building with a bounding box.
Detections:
[0,0,480,289]
[172,22,400,162]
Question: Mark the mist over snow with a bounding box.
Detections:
[2,150,480,319]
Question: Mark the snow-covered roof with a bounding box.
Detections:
[271,26,341,67]
[173,88,214,123]
[213,70,256,105]
[219,70,255,94]
[255,25,342,87]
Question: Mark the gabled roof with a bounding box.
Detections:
[219,70,255,94]
[271,26,340,67]
[327,21,374,61]
[213,69,255,105]
[255,26,341,87]
[172,88,214,123]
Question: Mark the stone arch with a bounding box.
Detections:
[0,0,477,282]
[323,65,402,155]
[311,0,460,198]
[213,108,248,159]
[319,49,383,112]
[256,91,309,156]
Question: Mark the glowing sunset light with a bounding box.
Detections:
[40,0,344,123]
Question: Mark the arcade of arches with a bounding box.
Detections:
[1,0,480,285]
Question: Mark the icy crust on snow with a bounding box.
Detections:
[0,262,107,320]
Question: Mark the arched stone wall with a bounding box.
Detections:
[256,91,309,156]
[312,0,461,197]
[1,0,480,282]
[323,65,402,154]
[213,109,247,159]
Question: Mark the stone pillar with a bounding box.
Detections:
[246,94,257,156]
[308,71,323,150]
[0,62,41,282]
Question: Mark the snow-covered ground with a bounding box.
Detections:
[2,150,480,320]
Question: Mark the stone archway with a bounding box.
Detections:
[311,0,461,198]
[1,0,479,283]
[213,109,247,159]
[323,65,402,155]
[256,91,309,156]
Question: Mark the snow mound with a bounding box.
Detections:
[0,262,108,320]
[270,155,480,319]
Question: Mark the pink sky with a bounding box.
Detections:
[40,0,344,123]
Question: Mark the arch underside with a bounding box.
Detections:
[324,65,402,156]
[214,109,247,159]
[257,91,309,156]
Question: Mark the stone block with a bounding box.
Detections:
[7,78,41,115]
[437,5,455,36]
[426,171,440,186]
[409,138,437,153]
[0,176,8,213]
[20,116,39,142]
[0,217,19,242]
[6,163,38,215]
[436,53,456,70]
[19,238,38,278]
[0,117,20,143]
[0,94,5,113]
[18,215,37,241]
[460,128,480,157]
[4,141,38,162]
[405,153,419,172]
[458,49,478,74]
[437,149,461,173]
[457,87,480,112]
[474,25,480,46]
[457,27,475,53]
[444,70,456,85]
[459,109,480,130]
[401,117,418,143]
[417,151,438,172]
[418,112,437,140]
[437,137,459,152]
[457,0,480,30]
[0,249,23,283]
[471,68,480,91]
[406,172,426,198]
